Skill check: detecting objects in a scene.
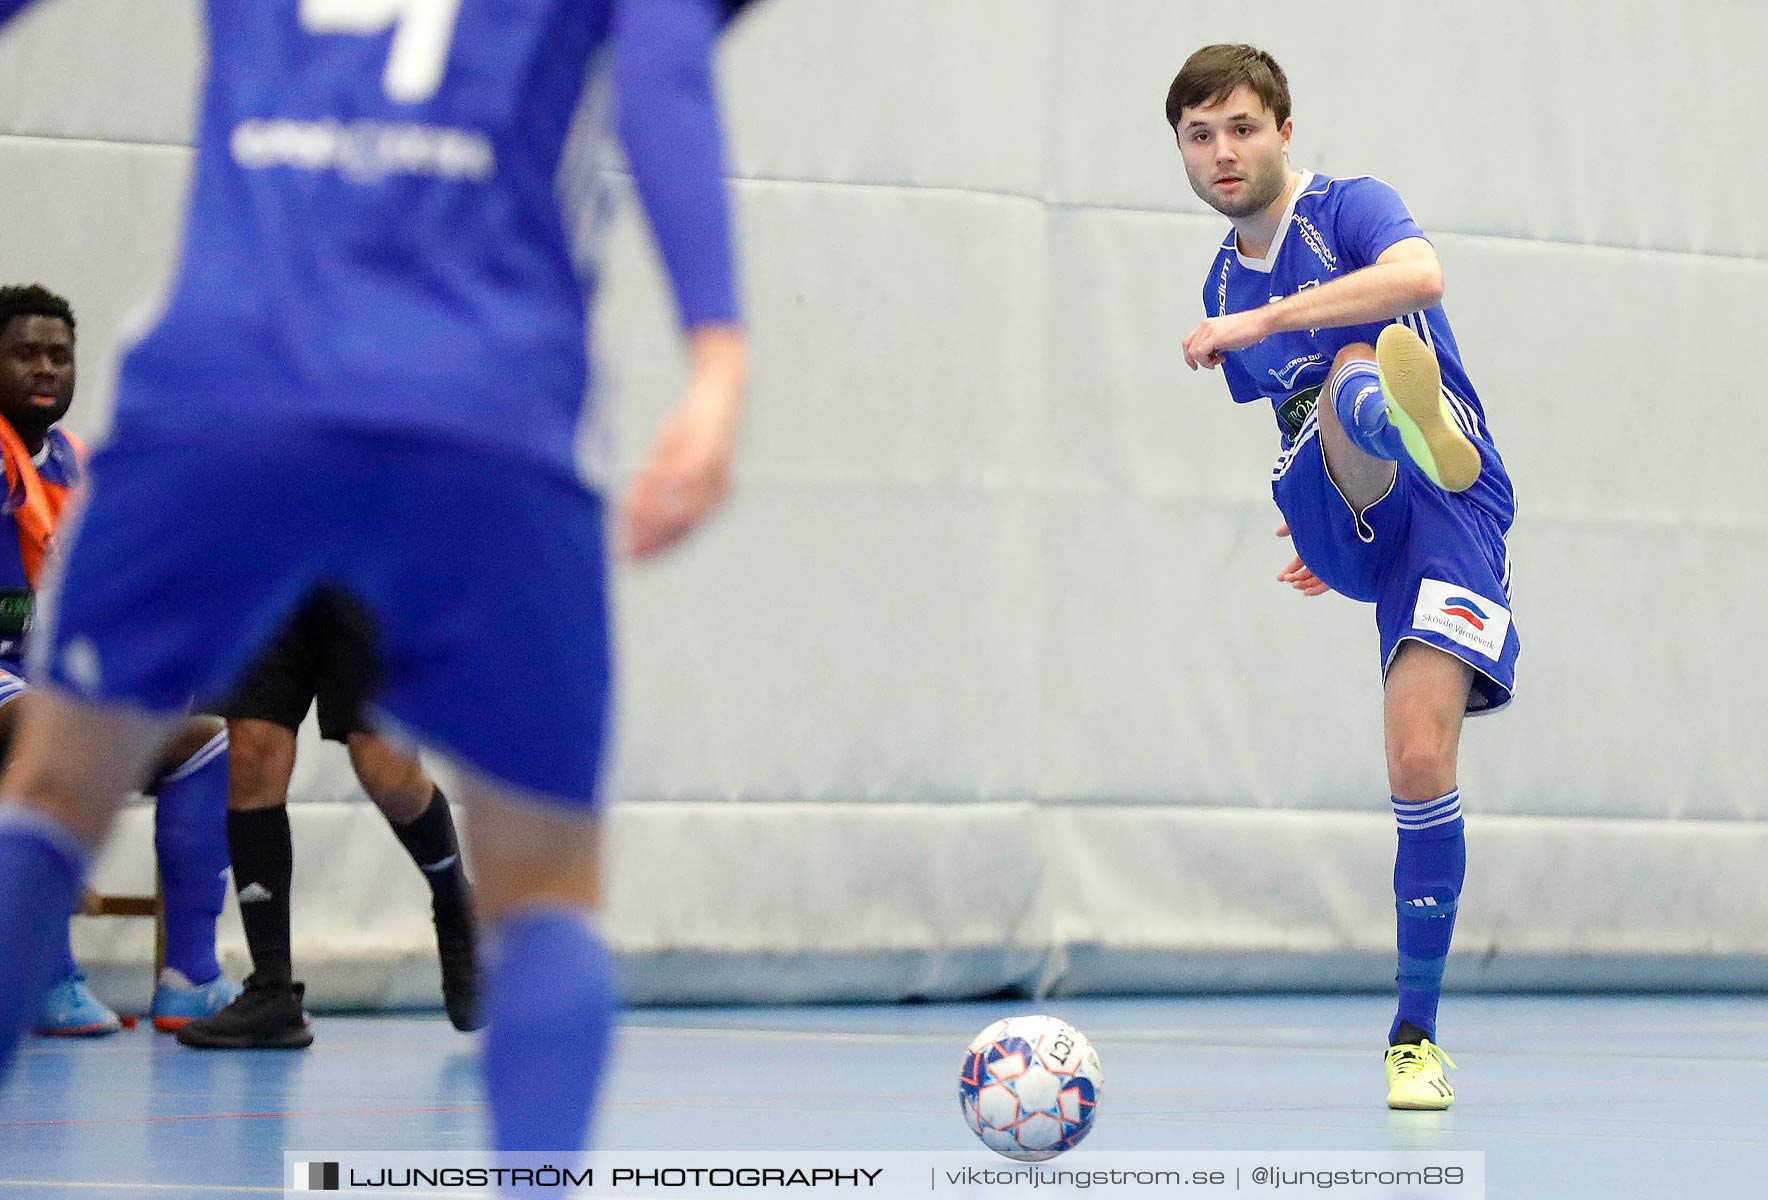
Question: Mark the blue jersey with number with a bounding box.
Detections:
[1201,169,1512,519]
[0,0,746,474]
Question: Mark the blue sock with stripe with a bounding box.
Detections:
[153,730,230,985]
[0,807,88,1083]
[483,906,617,1163]
[1391,789,1465,1044]
[1332,361,1408,462]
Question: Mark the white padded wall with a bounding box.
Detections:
[1,1,1762,1004]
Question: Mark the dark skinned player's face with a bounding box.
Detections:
[0,314,75,443]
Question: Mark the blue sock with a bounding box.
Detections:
[483,907,617,1163]
[53,913,80,982]
[153,730,230,985]
[1332,362,1408,462]
[0,807,88,1083]
[1391,790,1465,1044]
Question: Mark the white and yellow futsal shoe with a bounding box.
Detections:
[1384,1039,1457,1110]
[1375,323,1481,493]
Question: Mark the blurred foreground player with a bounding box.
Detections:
[1166,45,1519,1109]
[0,284,238,1036]
[0,0,754,1169]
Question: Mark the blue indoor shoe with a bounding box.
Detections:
[35,974,122,1037]
[150,967,244,1032]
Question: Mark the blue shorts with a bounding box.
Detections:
[1271,413,1518,714]
[32,429,613,805]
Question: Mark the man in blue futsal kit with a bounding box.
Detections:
[1166,44,1519,1109]
[0,0,756,1164]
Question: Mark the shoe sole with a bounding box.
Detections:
[152,999,243,1032]
[176,1028,314,1050]
[1375,324,1480,493]
[445,1008,486,1034]
[436,932,483,1032]
[35,1024,120,1038]
[1387,1096,1455,1111]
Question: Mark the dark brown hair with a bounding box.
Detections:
[1165,44,1291,129]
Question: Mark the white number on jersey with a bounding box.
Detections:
[299,0,464,103]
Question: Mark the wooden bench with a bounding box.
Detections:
[79,886,165,975]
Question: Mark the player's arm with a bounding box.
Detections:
[0,0,44,26]
[614,0,750,560]
[1261,238,1442,336]
[1182,239,1443,370]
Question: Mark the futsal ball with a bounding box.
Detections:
[958,1015,1103,1161]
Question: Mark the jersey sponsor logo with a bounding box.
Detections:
[1293,213,1338,272]
[1412,578,1510,660]
[1267,352,1326,391]
[230,118,496,183]
[1214,255,1232,316]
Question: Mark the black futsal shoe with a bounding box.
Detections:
[175,974,314,1050]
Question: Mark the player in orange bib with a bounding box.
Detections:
[0,285,240,1036]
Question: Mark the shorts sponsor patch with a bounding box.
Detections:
[0,588,32,639]
[1274,383,1323,443]
[1412,578,1510,661]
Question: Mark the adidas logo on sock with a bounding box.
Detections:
[237,882,274,904]
[1353,384,1384,424]
[1405,897,1439,908]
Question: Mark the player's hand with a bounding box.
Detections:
[622,325,748,561]
[1275,522,1329,596]
[1182,308,1272,371]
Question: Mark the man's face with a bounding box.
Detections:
[0,314,75,439]
[1174,85,1292,220]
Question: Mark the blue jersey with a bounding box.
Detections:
[0,428,82,669]
[0,0,744,475]
[1202,170,1512,521]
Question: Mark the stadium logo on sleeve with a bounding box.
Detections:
[1412,579,1510,660]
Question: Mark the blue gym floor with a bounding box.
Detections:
[0,995,1762,1198]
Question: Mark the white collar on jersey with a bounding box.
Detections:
[1233,169,1315,274]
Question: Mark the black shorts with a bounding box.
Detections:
[216,588,379,743]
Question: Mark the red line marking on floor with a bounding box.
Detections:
[0,1104,483,1130]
